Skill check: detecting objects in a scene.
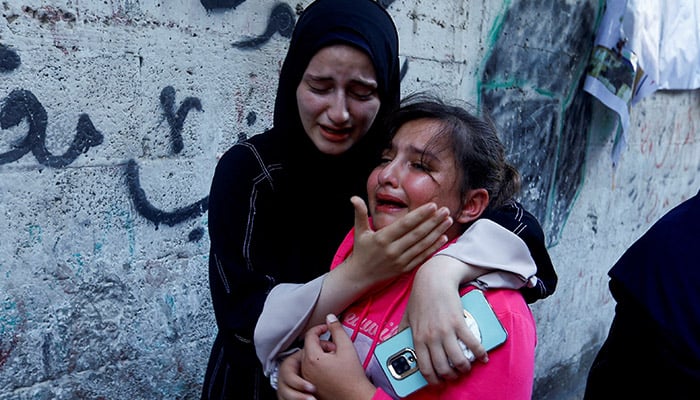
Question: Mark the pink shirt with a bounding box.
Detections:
[331,228,537,400]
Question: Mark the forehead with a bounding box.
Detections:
[306,44,375,73]
[392,118,448,148]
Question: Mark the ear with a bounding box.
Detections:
[455,188,489,224]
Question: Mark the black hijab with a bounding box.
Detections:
[263,0,401,281]
[272,0,401,178]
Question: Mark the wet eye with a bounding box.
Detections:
[378,156,392,165]
[308,82,332,93]
[350,89,376,100]
[411,162,431,172]
[348,83,377,100]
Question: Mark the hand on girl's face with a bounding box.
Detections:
[347,196,451,285]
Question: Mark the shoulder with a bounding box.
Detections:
[218,130,279,163]
[214,130,286,178]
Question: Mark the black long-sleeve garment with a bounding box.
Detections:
[201,0,401,398]
[585,189,700,399]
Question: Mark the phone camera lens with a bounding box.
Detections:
[392,357,410,374]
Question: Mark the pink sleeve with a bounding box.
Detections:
[372,388,396,400]
[409,289,536,400]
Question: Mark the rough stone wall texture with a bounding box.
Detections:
[1,1,698,399]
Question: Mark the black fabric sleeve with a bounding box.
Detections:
[482,201,558,303]
[207,146,275,343]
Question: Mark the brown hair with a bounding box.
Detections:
[383,92,521,211]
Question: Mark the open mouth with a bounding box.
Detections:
[375,193,407,209]
[320,125,352,142]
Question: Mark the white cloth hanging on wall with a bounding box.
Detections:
[584,0,700,166]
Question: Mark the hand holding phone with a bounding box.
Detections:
[373,289,507,398]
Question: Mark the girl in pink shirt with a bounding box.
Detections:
[280,93,536,400]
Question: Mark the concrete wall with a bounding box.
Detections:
[1,1,698,399]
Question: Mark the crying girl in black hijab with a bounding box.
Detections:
[203,1,404,399]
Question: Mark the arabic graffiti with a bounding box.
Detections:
[0,89,103,168]
[1,0,599,247]
[200,0,246,11]
[125,86,208,239]
[232,3,295,49]
[160,86,203,154]
[125,159,209,232]
[201,0,397,11]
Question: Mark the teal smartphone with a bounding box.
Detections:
[373,289,507,398]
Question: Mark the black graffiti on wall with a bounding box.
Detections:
[3,0,597,248]
[0,2,298,240]
[232,3,295,49]
[0,90,103,168]
[211,1,397,49]
[125,159,209,233]
[122,1,400,237]
[0,44,21,72]
[1,44,103,168]
[0,1,414,244]
[202,0,396,12]
[125,86,207,241]
[479,0,598,246]
[160,86,203,154]
[198,1,296,49]
[200,0,246,10]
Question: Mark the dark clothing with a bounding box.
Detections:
[201,0,559,398]
[584,189,700,399]
[483,201,557,303]
[202,332,277,400]
[201,1,401,399]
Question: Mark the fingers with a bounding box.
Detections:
[457,326,488,364]
[277,379,317,400]
[351,196,371,234]
[402,227,451,271]
[413,342,440,385]
[410,310,482,384]
[324,314,353,349]
[277,352,317,400]
[303,324,330,358]
[379,205,452,269]
[385,202,447,239]
[439,338,472,377]
[319,339,337,353]
[415,336,474,384]
[306,323,330,338]
[303,315,350,358]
